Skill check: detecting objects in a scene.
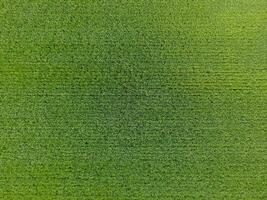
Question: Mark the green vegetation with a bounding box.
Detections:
[0,0,266,199]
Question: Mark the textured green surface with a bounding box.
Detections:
[0,0,266,199]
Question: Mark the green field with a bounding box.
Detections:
[0,0,266,199]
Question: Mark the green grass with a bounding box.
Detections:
[0,0,266,199]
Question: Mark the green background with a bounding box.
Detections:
[0,0,266,199]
